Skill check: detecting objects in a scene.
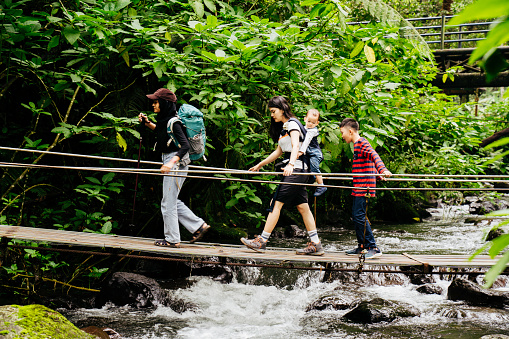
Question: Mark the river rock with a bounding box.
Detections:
[342,298,420,324]
[409,274,436,285]
[480,335,509,339]
[306,295,352,311]
[0,304,95,339]
[285,224,308,238]
[447,278,509,308]
[98,272,196,312]
[416,283,443,295]
[486,228,505,241]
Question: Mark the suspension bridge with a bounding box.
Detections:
[1,147,508,276]
[0,225,507,275]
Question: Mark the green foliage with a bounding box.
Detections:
[449,0,509,82]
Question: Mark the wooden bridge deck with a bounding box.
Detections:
[0,225,505,270]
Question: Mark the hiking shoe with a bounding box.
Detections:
[345,247,363,255]
[365,247,382,259]
[296,242,324,256]
[241,236,267,253]
[314,186,327,197]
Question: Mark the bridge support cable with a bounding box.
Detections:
[1,161,509,192]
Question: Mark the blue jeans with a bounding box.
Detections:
[161,152,204,243]
[352,196,377,249]
[307,146,323,174]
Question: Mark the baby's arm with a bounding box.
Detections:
[299,127,318,153]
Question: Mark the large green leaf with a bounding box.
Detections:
[62,26,80,45]
[350,41,364,58]
[115,0,131,11]
[470,19,509,63]
[191,0,205,18]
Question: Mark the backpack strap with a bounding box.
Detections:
[288,117,306,142]
[167,116,182,148]
[286,117,311,172]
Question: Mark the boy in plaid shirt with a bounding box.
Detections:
[340,118,392,259]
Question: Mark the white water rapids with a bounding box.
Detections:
[63,202,509,338]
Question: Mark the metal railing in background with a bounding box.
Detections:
[348,15,495,50]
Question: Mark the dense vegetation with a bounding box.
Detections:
[0,0,507,300]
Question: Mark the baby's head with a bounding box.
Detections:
[304,109,320,128]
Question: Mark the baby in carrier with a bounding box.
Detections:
[298,108,327,197]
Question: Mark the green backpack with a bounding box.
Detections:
[167,104,207,161]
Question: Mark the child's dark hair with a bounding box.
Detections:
[268,96,295,143]
[340,118,359,131]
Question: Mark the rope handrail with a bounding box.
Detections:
[3,161,509,184]
[1,162,508,192]
[2,146,509,179]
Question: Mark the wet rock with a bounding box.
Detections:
[134,259,233,283]
[284,224,307,238]
[342,298,420,324]
[81,326,110,339]
[469,201,498,215]
[447,278,509,308]
[306,295,352,311]
[436,307,468,318]
[99,272,168,308]
[410,274,436,285]
[416,284,443,295]
[399,266,435,285]
[486,228,505,241]
[98,272,197,312]
[0,304,95,338]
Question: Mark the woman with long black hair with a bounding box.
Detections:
[241,96,324,255]
[138,88,210,247]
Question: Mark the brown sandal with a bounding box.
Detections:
[189,223,211,243]
[154,239,181,248]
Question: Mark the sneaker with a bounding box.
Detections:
[345,247,363,255]
[314,186,327,197]
[296,242,325,256]
[241,236,267,253]
[365,247,382,259]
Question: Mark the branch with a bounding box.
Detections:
[76,78,137,127]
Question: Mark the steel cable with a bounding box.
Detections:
[2,146,509,179]
[1,161,508,191]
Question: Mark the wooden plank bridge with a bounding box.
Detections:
[0,226,506,274]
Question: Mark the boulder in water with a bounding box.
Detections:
[306,295,352,311]
[416,283,443,295]
[98,272,196,312]
[342,298,420,324]
[447,278,509,308]
[409,273,436,286]
[0,304,95,339]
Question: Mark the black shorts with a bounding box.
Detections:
[274,168,309,206]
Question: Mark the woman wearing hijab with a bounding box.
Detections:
[138,88,210,247]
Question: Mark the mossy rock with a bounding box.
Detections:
[0,304,94,339]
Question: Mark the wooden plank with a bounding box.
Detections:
[0,225,505,269]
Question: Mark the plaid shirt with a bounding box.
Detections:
[352,137,387,197]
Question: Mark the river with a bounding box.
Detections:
[62,203,509,338]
